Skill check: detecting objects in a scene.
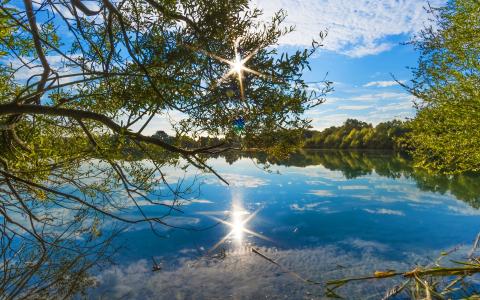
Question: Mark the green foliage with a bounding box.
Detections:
[0,1,331,296]
[0,0,15,57]
[0,1,18,103]
[303,119,409,151]
[0,0,330,199]
[406,0,480,174]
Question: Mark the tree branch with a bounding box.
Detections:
[23,0,51,104]
[0,103,226,156]
[71,0,102,16]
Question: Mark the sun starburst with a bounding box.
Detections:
[206,198,271,252]
[192,37,268,101]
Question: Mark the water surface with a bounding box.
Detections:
[91,150,480,299]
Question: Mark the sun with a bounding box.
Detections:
[232,53,244,75]
[189,37,268,101]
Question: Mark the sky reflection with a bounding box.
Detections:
[91,151,480,299]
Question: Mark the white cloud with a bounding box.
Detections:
[305,180,332,186]
[306,189,334,197]
[290,201,330,211]
[337,105,373,111]
[363,80,405,88]
[346,238,390,252]
[33,1,102,20]
[157,199,213,206]
[364,208,405,216]
[343,42,394,58]
[306,90,417,130]
[161,216,201,226]
[338,185,369,190]
[91,243,432,299]
[351,92,413,102]
[308,113,350,129]
[3,55,80,84]
[203,173,269,188]
[252,0,445,57]
[447,205,480,216]
[130,110,186,136]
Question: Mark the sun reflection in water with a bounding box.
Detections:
[208,191,271,252]
[231,206,247,242]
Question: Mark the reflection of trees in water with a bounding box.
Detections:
[1,230,115,299]
[0,175,119,298]
[0,155,200,298]
[222,150,480,209]
[411,172,480,208]
[4,149,477,298]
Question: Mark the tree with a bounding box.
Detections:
[404,0,480,173]
[303,119,407,150]
[153,130,174,143]
[0,0,331,297]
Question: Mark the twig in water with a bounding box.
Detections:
[251,247,321,285]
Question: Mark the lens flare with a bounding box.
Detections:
[231,207,246,242]
[232,53,243,75]
[187,37,269,101]
[207,192,272,252]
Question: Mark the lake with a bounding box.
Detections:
[89,150,480,299]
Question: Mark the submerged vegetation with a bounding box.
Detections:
[327,236,480,299]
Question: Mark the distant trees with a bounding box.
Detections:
[303,119,409,151]
[152,119,410,152]
[405,0,480,174]
[152,130,225,149]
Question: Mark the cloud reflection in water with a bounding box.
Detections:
[91,241,444,299]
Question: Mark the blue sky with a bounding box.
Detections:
[303,42,418,129]
[252,0,445,130]
[6,0,446,134]
[150,0,445,133]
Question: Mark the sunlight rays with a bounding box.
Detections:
[191,37,269,101]
[206,193,272,252]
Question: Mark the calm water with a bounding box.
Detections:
[90,151,480,299]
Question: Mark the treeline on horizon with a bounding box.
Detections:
[142,133,480,208]
[303,119,409,151]
[152,118,410,152]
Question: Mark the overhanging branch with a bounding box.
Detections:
[0,103,226,156]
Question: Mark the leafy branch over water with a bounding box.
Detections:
[0,0,330,297]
